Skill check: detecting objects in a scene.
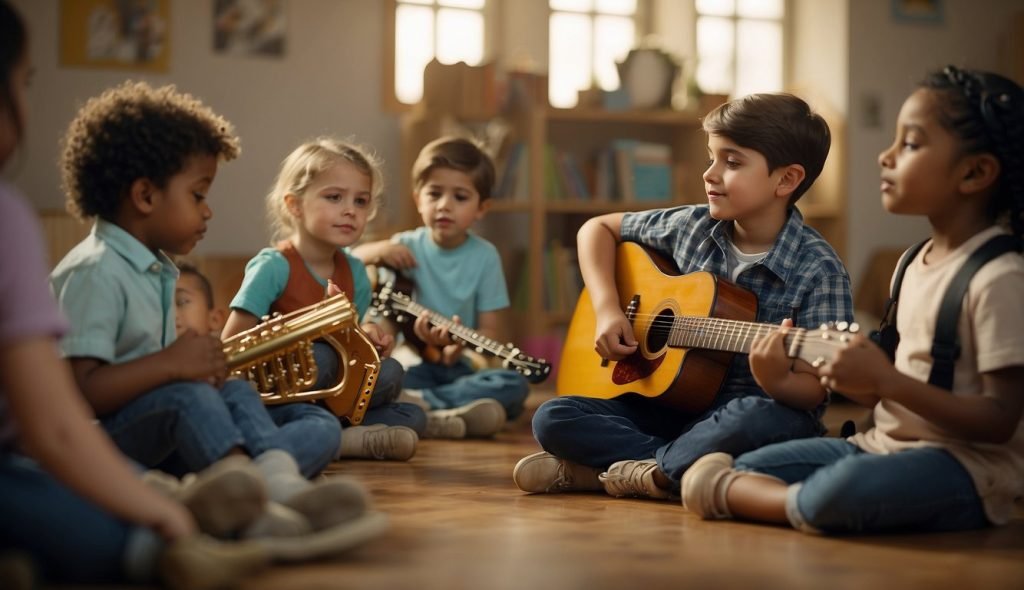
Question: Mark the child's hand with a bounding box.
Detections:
[163,329,228,387]
[326,280,342,298]
[362,322,395,358]
[819,334,897,396]
[150,498,197,541]
[749,318,796,394]
[376,244,417,269]
[594,309,638,361]
[413,313,465,366]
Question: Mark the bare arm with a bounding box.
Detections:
[4,337,194,540]
[351,240,417,269]
[577,213,637,360]
[70,330,228,416]
[222,308,260,339]
[821,334,1024,443]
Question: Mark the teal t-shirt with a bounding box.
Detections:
[230,247,372,321]
[50,219,179,364]
[392,227,509,329]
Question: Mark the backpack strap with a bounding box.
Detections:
[873,239,929,360]
[927,234,1020,390]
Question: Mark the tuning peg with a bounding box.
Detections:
[849,322,860,333]
[812,357,825,368]
[837,321,849,332]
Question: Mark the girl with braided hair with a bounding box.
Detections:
[679,66,1024,534]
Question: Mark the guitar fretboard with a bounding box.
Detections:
[389,298,518,359]
[658,315,807,357]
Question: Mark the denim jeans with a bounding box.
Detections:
[532,392,823,488]
[313,342,427,435]
[265,402,341,477]
[404,358,530,420]
[0,453,161,584]
[734,437,990,533]
[100,379,281,474]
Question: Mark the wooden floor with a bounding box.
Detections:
[242,391,1024,590]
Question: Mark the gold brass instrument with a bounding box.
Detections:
[223,293,379,425]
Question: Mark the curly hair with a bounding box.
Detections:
[266,137,384,243]
[60,81,241,221]
[411,136,496,201]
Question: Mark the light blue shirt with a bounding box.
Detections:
[50,219,179,364]
[230,247,372,320]
[392,227,510,329]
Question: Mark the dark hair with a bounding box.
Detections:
[60,81,241,221]
[922,66,1024,241]
[412,136,496,201]
[177,262,214,309]
[0,1,27,142]
[703,93,831,204]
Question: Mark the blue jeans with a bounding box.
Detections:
[265,402,341,478]
[532,393,823,488]
[313,342,427,435]
[0,454,161,584]
[100,379,282,474]
[404,358,530,420]
[734,438,990,533]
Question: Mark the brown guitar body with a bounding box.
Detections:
[557,242,758,415]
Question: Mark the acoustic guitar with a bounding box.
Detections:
[557,242,855,414]
[369,275,552,384]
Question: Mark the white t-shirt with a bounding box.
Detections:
[849,227,1024,524]
[726,241,766,282]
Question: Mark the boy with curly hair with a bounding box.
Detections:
[50,81,385,559]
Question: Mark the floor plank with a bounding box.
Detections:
[242,392,1024,590]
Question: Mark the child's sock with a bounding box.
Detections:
[253,449,371,530]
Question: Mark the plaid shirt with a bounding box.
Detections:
[621,205,853,401]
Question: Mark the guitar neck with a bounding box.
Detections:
[392,299,511,357]
[666,315,804,357]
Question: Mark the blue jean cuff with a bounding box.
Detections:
[785,482,823,535]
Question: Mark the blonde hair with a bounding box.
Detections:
[265,137,384,242]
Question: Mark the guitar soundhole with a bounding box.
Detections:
[644,308,674,354]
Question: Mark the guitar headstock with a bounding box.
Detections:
[370,282,411,322]
[795,321,860,369]
[498,346,552,384]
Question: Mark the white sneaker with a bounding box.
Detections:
[432,398,507,438]
[512,451,604,493]
[338,424,418,461]
[680,452,735,519]
[424,412,467,439]
[599,459,673,500]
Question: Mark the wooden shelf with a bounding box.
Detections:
[546,107,702,126]
[544,200,673,214]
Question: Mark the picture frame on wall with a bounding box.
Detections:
[891,0,944,25]
[213,0,287,58]
[59,0,170,72]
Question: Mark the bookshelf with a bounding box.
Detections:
[397,72,848,354]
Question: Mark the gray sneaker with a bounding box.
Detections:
[512,451,603,493]
[339,424,418,461]
[600,459,673,499]
[173,456,267,538]
[424,412,468,439]
[430,399,507,438]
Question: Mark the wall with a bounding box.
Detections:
[8,0,400,256]
[846,0,1023,289]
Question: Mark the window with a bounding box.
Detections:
[695,0,784,97]
[548,0,639,109]
[393,0,488,105]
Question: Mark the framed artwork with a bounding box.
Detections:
[59,0,170,71]
[213,0,287,58]
[892,0,944,24]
